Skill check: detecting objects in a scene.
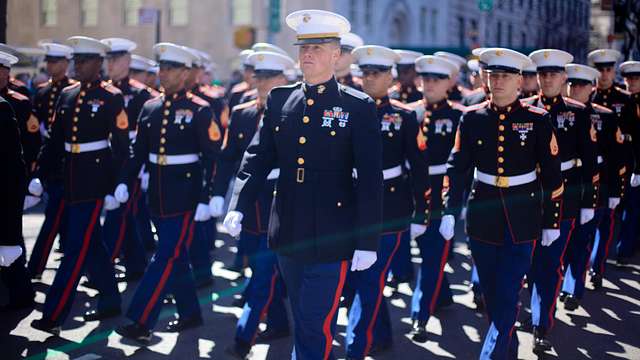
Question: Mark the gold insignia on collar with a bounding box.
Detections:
[318,85,325,94]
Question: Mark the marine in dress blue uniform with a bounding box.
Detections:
[211,50,295,359]
[614,61,640,265]
[29,36,126,333]
[434,51,472,103]
[100,38,152,282]
[335,33,364,91]
[222,10,383,359]
[588,49,635,289]
[343,46,431,359]
[443,48,563,360]
[228,49,256,111]
[114,42,221,341]
[404,55,462,343]
[560,63,626,310]
[521,49,599,352]
[389,50,424,104]
[0,92,35,311]
[26,43,74,279]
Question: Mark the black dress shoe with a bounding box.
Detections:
[518,315,532,331]
[533,326,551,353]
[410,320,428,343]
[564,295,579,311]
[225,341,251,359]
[436,295,454,310]
[231,296,246,308]
[32,318,61,335]
[473,293,485,312]
[256,327,290,342]
[115,271,144,282]
[116,323,152,344]
[590,273,603,290]
[83,308,121,321]
[558,291,569,302]
[165,315,203,332]
[163,293,175,305]
[369,341,393,355]
[195,277,214,289]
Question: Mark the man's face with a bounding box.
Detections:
[255,74,287,97]
[185,67,202,89]
[146,73,157,88]
[522,73,538,92]
[46,58,69,78]
[537,71,567,97]
[0,66,9,89]
[597,65,615,89]
[159,64,188,93]
[361,68,393,98]
[106,53,131,81]
[397,65,417,86]
[335,48,353,73]
[624,75,640,93]
[488,72,522,99]
[568,82,592,103]
[421,76,450,103]
[243,67,255,85]
[73,56,103,82]
[298,42,340,80]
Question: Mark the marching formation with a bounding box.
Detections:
[2,8,640,360]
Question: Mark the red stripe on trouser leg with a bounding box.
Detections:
[599,209,615,274]
[250,266,279,345]
[110,182,139,261]
[139,212,191,325]
[548,220,574,329]
[322,260,348,360]
[364,232,401,356]
[51,200,102,321]
[185,220,196,249]
[37,199,66,273]
[429,238,451,314]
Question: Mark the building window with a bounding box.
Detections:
[41,0,57,26]
[496,21,502,45]
[521,31,526,47]
[81,0,98,26]
[431,9,438,39]
[169,0,189,26]
[507,23,512,47]
[124,0,142,26]
[232,0,251,25]
[458,17,466,47]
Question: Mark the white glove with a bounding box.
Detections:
[28,178,43,197]
[541,229,561,247]
[580,208,595,225]
[351,250,377,271]
[23,195,41,210]
[140,172,150,191]
[609,197,621,209]
[0,245,23,267]
[439,215,455,240]
[631,174,640,188]
[114,183,129,203]
[194,203,211,222]
[223,211,244,237]
[410,224,427,240]
[103,195,120,211]
[209,196,225,218]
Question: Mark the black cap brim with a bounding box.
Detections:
[418,72,450,79]
[293,37,340,46]
[359,64,392,72]
[536,66,565,73]
[622,72,640,77]
[253,69,284,78]
[567,78,593,85]
[486,65,520,74]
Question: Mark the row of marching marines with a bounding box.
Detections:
[1,9,639,360]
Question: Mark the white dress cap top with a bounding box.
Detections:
[286,9,350,45]
[352,45,400,69]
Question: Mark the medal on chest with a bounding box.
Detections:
[174,109,194,124]
[322,107,350,128]
[87,99,104,113]
[512,122,534,143]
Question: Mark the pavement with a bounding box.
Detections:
[1,209,639,360]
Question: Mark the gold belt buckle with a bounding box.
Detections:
[495,176,509,188]
[158,154,167,166]
[296,168,305,183]
[71,143,81,153]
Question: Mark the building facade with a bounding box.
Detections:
[7,0,592,80]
